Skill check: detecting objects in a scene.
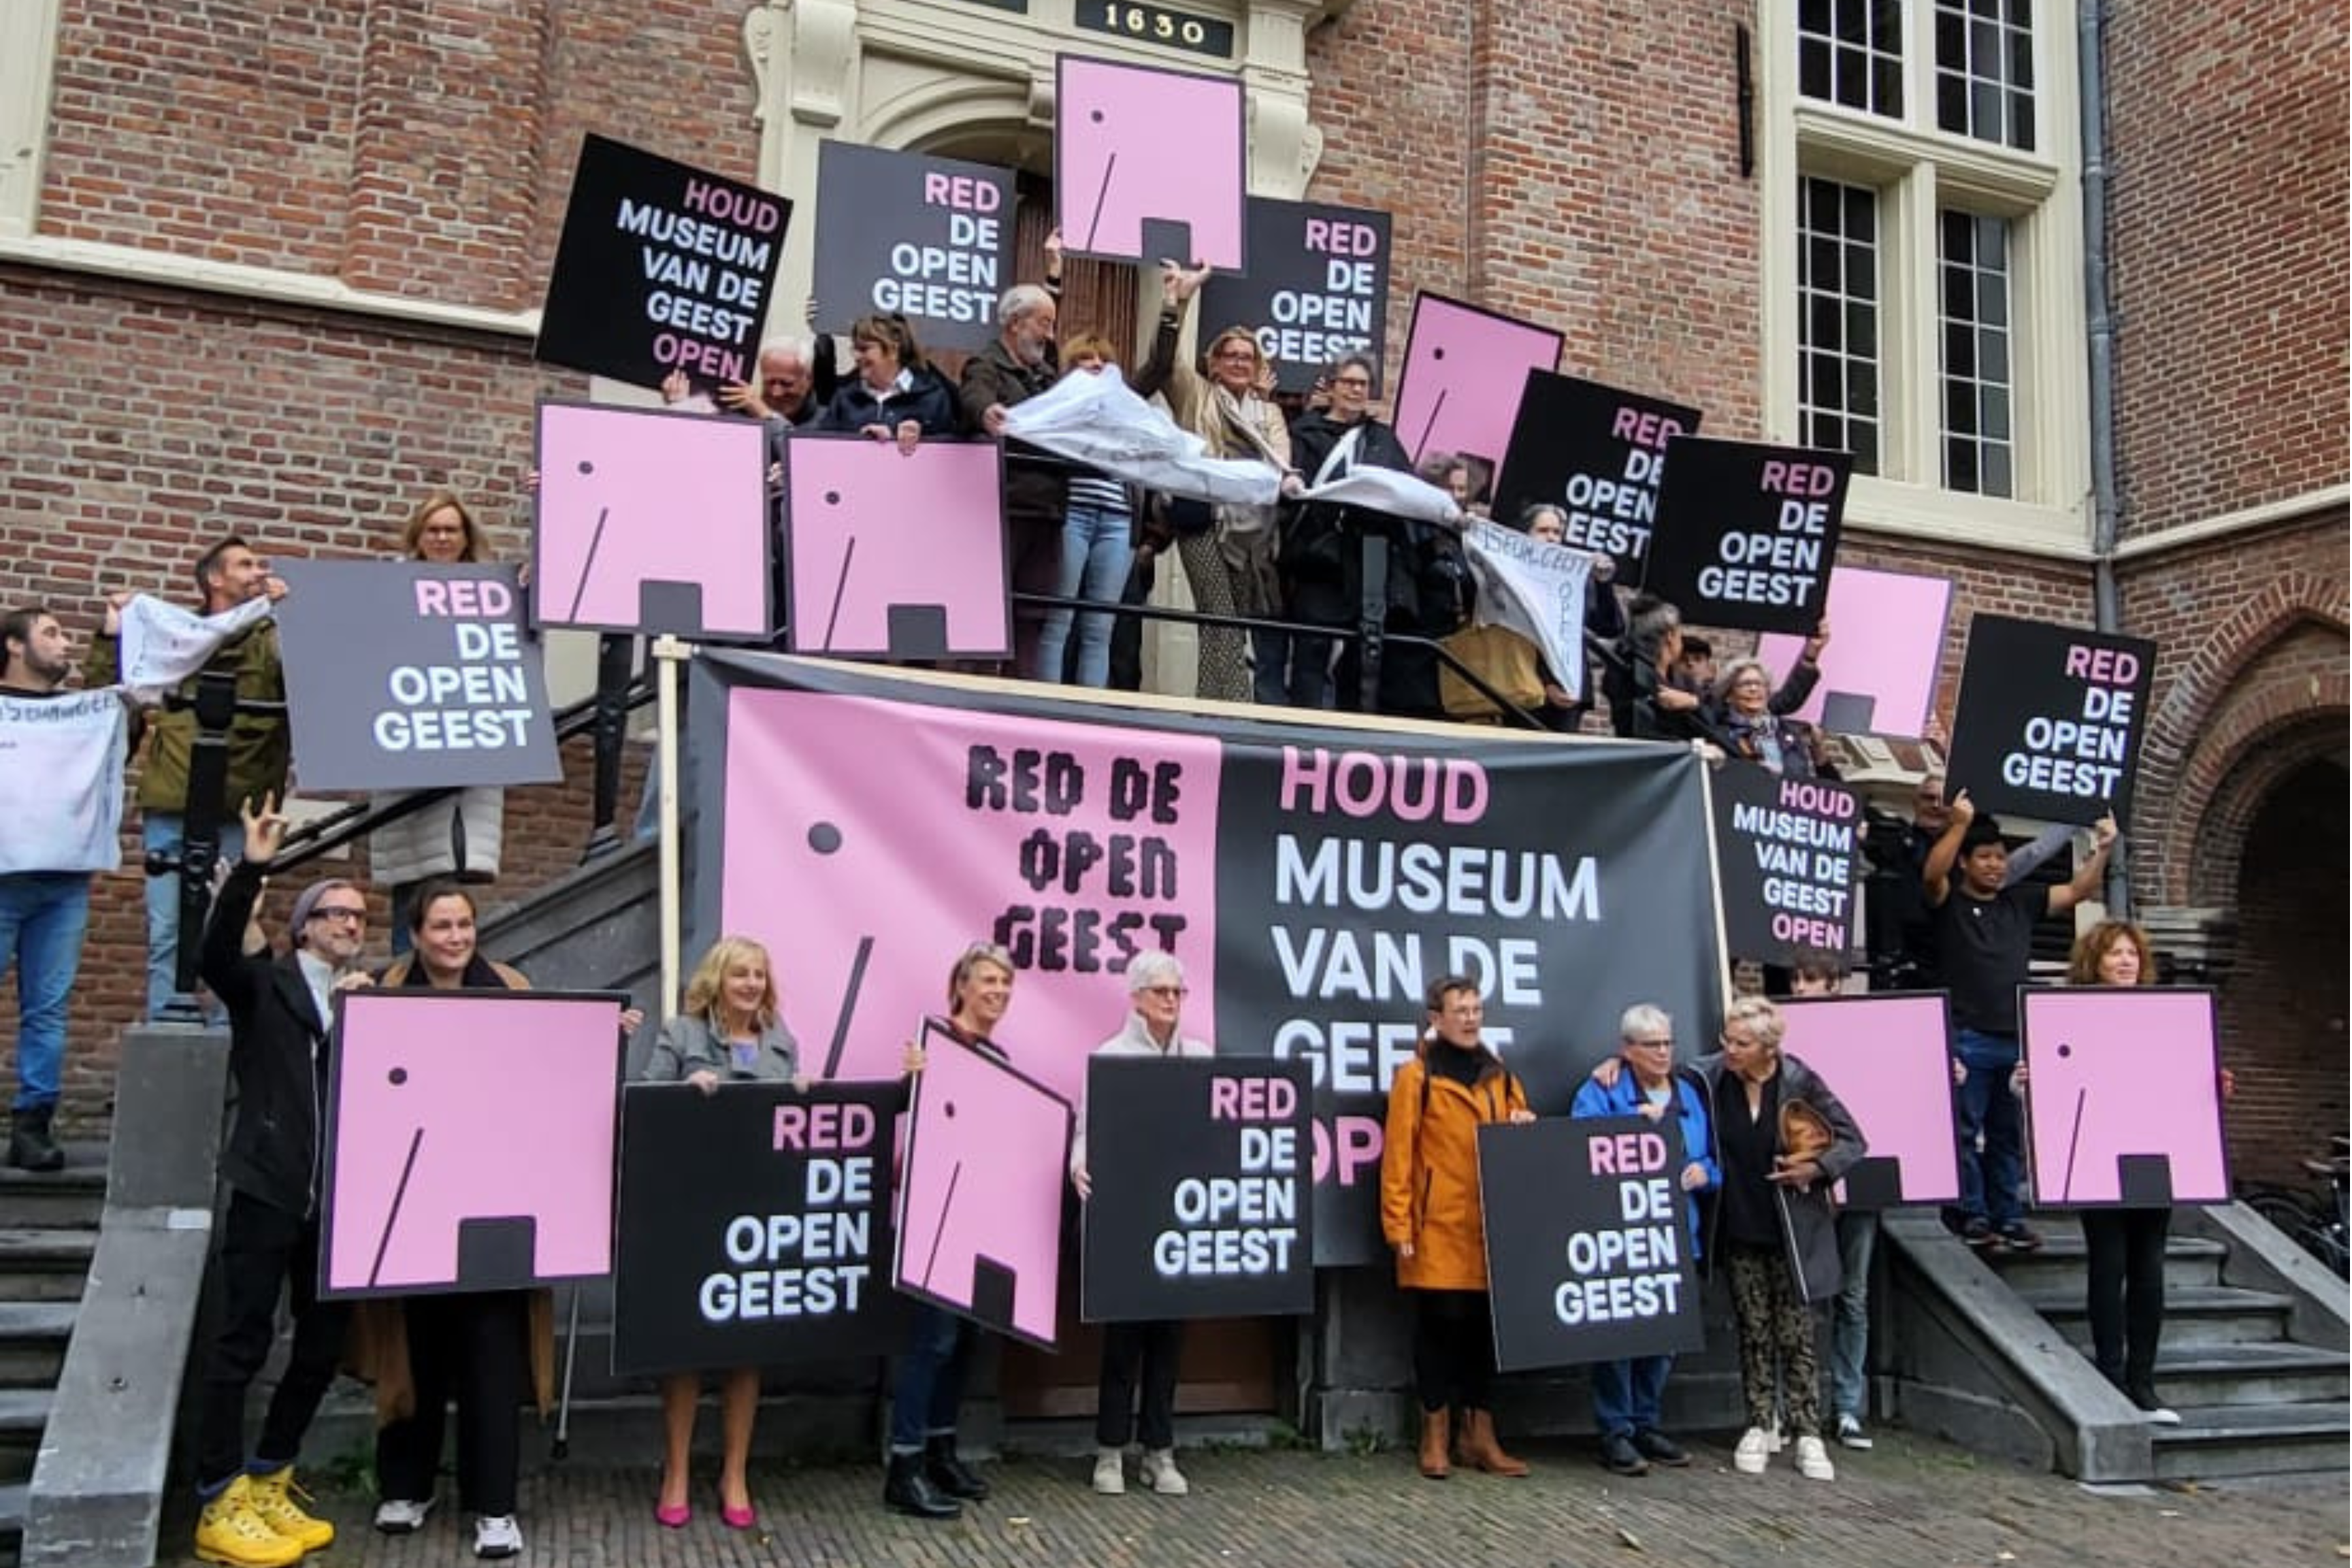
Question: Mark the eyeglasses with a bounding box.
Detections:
[1141,985,1189,999]
[1332,376,1371,390]
[1627,1036,1673,1049]
[1212,346,1258,361]
[310,906,367,924]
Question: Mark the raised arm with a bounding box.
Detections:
[1920,789,1974,908]
[2047,813,2118,915]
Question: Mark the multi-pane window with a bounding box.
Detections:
[1938,210,2014,497]
[1797,178,1882,474]
[1798,0,1905,117]
[1935,0,2036,150]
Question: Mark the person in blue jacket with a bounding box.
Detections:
[1569,1002,1718,1477]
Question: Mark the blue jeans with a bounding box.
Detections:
[0,874,92,1111]
[142,813,244,1021]
[1954,1028,2024,1229]
[888,1302,974,1454]
[1829,1210,1878,1421]
[1032,504,1133,687]
[1589,1354,1671,1439]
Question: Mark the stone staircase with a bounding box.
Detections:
[1989,1213,2349,1482]
[0,1149,106,1567]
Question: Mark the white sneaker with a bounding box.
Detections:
[1794,1435,1837,1481]
[1732,1426,1772,1474]
[474,1514,523,1559]
[1140,1448,1190,1497]
[2142,1404,2182,1426]
[374,1496,434,1534]
[1092,1447,1127,1495]
[1835,1414,1874,1450]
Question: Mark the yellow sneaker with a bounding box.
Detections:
[244,1465,336,1550]
[193,1477,308,1567]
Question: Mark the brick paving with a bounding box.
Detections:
[159,1427,2347,1567]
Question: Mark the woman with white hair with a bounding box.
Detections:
[1070,950,1211,1498]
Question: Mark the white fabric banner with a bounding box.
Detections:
[1001,368,1284,504]
[116,593,274,700]
[0,688,129,874]
[1463,520,1594,701]
[1296,467,1460,525]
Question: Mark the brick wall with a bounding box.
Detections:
[2105,0,2350,536]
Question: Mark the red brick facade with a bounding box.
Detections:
[1,0,2342,1165]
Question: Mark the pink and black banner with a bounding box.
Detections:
[689,653,1725,1264]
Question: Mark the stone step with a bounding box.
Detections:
[0,1305,76,1390]
[2020,1284,2296,1349]
[0,1150,106,1232]
[0,1478,22,1567]
[1989,1232,2228,1294]
[2144,1341,2352,1407]
[2151,1401,2352,1482]
[0,1230,96,1305]
[0,1390,52,1487]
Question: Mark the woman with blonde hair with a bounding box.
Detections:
[636,934,802,1529]
[1132,263,1295,704]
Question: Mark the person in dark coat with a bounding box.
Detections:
[961,267,1068,679]
[814,313,962,450]
[1279,353,1416,709]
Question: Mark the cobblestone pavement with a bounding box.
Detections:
[163,1428,2347,1567]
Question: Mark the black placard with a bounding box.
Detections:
[812,142,1015,355]
[537,134,792,393]
[1198,199,1392,395]
[1490,372,1703,577]
[1479,1116,1704,1372]
[273,561,561,792]
[1646,438,1848,633]
[1946,614,2157,826]
[610,1081,900,1376]
[1079,1058,1314,1322]
[1709,764,1863,962]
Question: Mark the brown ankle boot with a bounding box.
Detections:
[1417,1407,1451,1480]
[1460,1409,1529,1477]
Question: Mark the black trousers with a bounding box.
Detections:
[1409,1288,1494,1414]
[195,1189,353,1490]
[1096,1319,1185,1449]
[375,1291,533,1516]
[2082,1208,2170,1387]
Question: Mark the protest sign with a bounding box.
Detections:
[274,561,559,792]
[1646,439,1848,633]
[688,652,1725,1264]
[1490,372,1703,579]
[2021,987,2227,1207]
[1390,296,1564,474]
[1777,994,1959,1208]
[895,1022,1073,1348]
[812,142,1013,354]
[1080,1058,1313,1322]
[1461,519,1593,700]
[537,134,790,392]
[611,1081,900,1375]
[1708,765,1862,963]
[0,689,127,875]
[781,436,1009,659]
[1947,615,2157,826]
[1055,55,1245,268]
[1480,1116,1703,1371]
[321,989,625,1297]
[1757,566,1952,739]
[1198,198,1392,393]
[534,400,772,640]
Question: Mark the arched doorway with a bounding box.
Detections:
[2217,753,2349,1187]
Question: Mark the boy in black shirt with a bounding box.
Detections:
[1923,791,2117,1250]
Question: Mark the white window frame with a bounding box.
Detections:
[1760,0,2092,557]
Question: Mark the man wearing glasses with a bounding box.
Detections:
[186,792,374,1567]
[1569,1004,1716,1477]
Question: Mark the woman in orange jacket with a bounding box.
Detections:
[1380,975,1536,1480]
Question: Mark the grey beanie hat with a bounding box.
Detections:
[287,879,360,947]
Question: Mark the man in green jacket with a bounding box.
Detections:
[87,535,289,1019]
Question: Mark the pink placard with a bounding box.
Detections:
[1778,993,1960,1207]
[713,687,1223,1107]
[322,990,624,1296]
[2021,988,2228,1206]
[1757,566,1953,739]
[1055,56,1245,268]
[782,436,1010,659]
[895,1025,1073,1348]
[535,401,772,638]
[1390,295,1563,470]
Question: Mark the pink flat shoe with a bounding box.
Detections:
[721,1501,756,1531]
[655,1501,691,1529]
